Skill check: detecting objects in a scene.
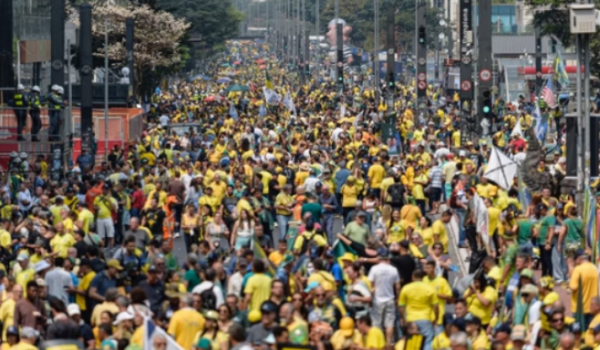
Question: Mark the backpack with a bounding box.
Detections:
[297,230,324,256]
[387,184,404,204]
[200,284,218,311]
[449,187,460,209]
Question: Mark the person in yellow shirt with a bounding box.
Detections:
[432,211,452,253]
[331,317,363,350]
[10,327,38,350]
[167,295,206,350]
[464,274,497,327]
[423,261,452,329]
[93,184,118,250]
[50,223,76,258]
[432,315,453,350]
[398,269,438,348]
[356,315,386,350]
[367,158,385,197]
[209,174,228,202]
[465,314,489,350]
[0,285,21,342]
[243,259,273,312]
[75,202,94,234]
[569,252,599,316]
[412,166,429,214]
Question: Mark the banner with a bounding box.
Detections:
[263,87,281,106]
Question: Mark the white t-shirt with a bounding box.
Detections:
[159,115,170,126]
[192,281,224,308]
[368,262,400,304]
[528,300,542,325]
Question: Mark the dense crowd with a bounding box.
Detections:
[0,40,597,350]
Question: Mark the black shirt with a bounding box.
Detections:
[142,208,166,237]
[391,253,416,285]
[138,279,165,315]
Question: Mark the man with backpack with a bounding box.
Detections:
[192,267,224,310]
[386,176,405,210]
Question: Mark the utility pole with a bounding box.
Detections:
[51,0,65,90]
[534,27,542,94]
[477,0,492,133]
[374,0,380,102]
[416,0,427,118]
[386,11,395,109]
[459,0,473,116]
[80,4,94,158]
[336,20,344,91]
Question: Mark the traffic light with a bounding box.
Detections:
[482,89,492,117]
[387,72,394,88]
[305,67,310,76]
[337,65,344,84]
[418,26,426,45]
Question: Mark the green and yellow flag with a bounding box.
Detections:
[252,236,276,276]
[265,70,274,89]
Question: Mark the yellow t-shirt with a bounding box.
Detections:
[209,181,228,202]
[341,185,359,208]
[367,164,385,189]
[269,251,284,266]
[244,273,273,311]
[419,227,434,247]
[471,330,490,350]
[307,271,337,291]
[412,174,428,200]
[432,220,448,252]
[77,209,95,234]
[364,327,386,350]
[570,261,599,314]
[0,230,11,250]
[275,193,293,216]
[398,281,438,322]
[50,233,76,258]
[294,232,327,250]
[10,342,38,350]
[423,276,452,325]
[76,271,96,311]
[465,285,498,325]
[388,220,408,244]
[433,332,451,350]
[194,331,229,350]
[199,195,219,214]
[93,195,116,220]
[166,308,206,350]
[330,330,363,350]
[0,298,15,341]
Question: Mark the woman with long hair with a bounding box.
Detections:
[206,212,230,252]
[217,304,234,334]
[193,310,229,350]
[230,209,254,251]
[463,272,497,329]
[182,203,200,249]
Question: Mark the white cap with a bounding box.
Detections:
[459,150,466,157]
[32,86,40,92]
[57,86,64,94]
[17,84,24,90]
[19,152,27,159]
[34,260,50,273]
[67,304,81,316]
[113,312,134,325]
[51,85,59,91]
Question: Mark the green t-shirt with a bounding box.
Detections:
[301,202,322,222]
[564,218,583,243]
[184,268,202,292]
[537,215,556,242]
[516,219,533,245]
[344,221,370,246]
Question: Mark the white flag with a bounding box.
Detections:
[263,87,281,106]
[283,91,296,113]
[143,317,185,350]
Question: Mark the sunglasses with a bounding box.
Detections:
[551,318,563,323]
[293,297,302,301]
[315,293,325,297]
[521,294,530,298]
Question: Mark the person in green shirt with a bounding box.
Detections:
[161,239,179,271]
[300,194,322,223]
[343,211,370,248]
[183,254,202,292]
[534,203,555,278]
[559,206,584,279]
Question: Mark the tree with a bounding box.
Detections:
[70,1,190,96]
[155,0,243,57]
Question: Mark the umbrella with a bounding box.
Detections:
[189,74,210,82]
[204,95,216,102]
[217,77,232,84]
[256,59,266,64]
[226,84,249,93]
[234,61,241,65]
[259,64,267,69]
[221,63,231,67]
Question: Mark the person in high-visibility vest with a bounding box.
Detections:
[28,86,43,141]
[47,85,63,141]
[9,84,28,141]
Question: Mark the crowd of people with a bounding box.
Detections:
[0,39,597,350]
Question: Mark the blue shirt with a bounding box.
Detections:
[334,169,350,194]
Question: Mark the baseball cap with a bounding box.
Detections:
[113,312,134,325]
[260,301,277,314]
[340,252,356,262]
[339,317,355,337]
[6,326,18,336]
[464,313,481,325]
[356,211,367,218]
[67,303,81,316]
[495,322,511,335]
[510,325,527,341]
[34,260,50,273]
[521,284,539,296]
[520,268,533,279]
[16,253,29,261]
[107,259,123,271]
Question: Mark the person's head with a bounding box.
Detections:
[5,326,19,345]
[271,279,285,298]
[424,260,436,277]
[455,298,468,318]
[260,301,278,326]
[510,325,527,349]
[279,302,294,326]
[313,286,327,306]
[441,209,453,224]
[218,304,232,322]
[344,263,360,281]
[226,294,239,312]
[106,259,123,278]
[591,297,600,315]
[494,323,512,344]
[152,334,167,350]
[355,211,367,224]
[129,217,139,230]
[550,310,566,330]
[450,332,469,350]
[26,281,38,301]
[20,327,36,345]
[228,324,246,345]
[124,235,136,254]
[356,315,372,334]
[465,314,482,335]
[559,332,576,350]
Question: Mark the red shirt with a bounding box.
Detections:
[131,189,146,210]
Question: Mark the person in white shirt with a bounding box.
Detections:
[227,259,247,298]
[367,248,400,342]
